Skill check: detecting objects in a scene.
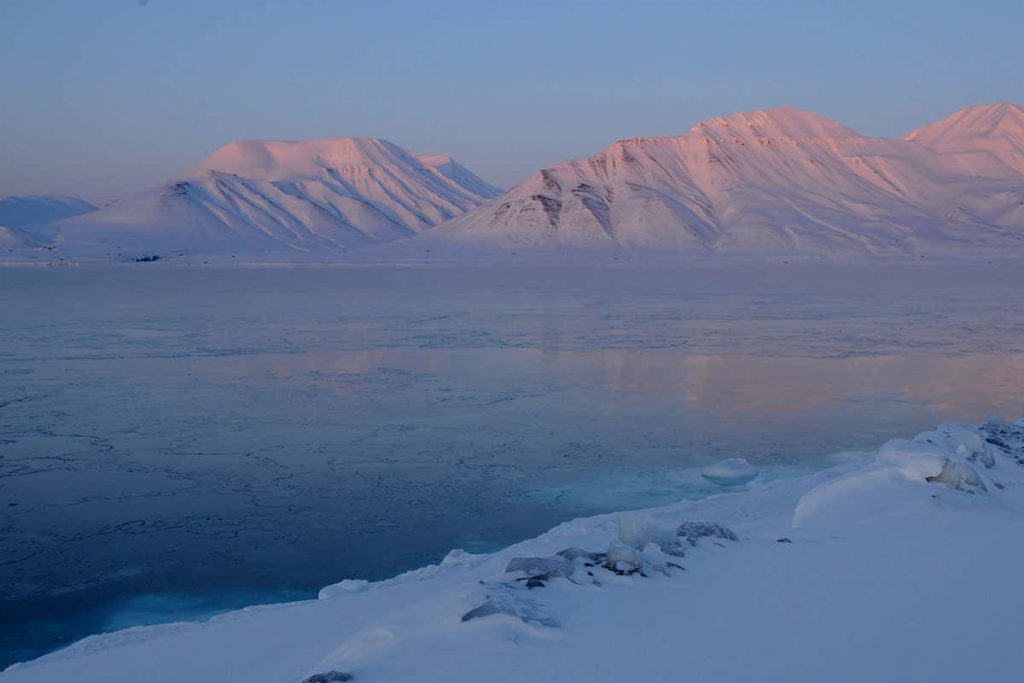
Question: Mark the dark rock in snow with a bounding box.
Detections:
[677,521,739,545]
[984,436,1011,453]
[980,422,1024,464]
[301,672,353,683]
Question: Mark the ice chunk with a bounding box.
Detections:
[879,438,986,491]
[701,458,758,486]
[915,426,996,469]
[441,549,479,567]
[926,460,987,493]
[969,448,997,470]
[603,541,643,575]
[504,556,574,579]
[618,516,685,556]
[556,547,605,563]
[878,439,948,481]
[318,579,370,600]
[461,591,559,627]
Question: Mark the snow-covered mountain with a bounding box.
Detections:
[413,105,1024,258]
[0,195,96,250]
[0,226,32,249]
[19,105,1024,261]
[0,194,96,227]
[51,138,500,256]
[906,102,1024,178]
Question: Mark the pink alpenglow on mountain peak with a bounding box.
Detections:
[906,103,1024,145]
[50,137,501,256]
[905,103,1024,177]
[421,104,1024,258]
[14,104,1024,261]
[691,106,862,142]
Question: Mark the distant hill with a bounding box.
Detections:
[50,138,500,257]
[0,194,96,227]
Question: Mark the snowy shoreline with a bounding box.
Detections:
[4,417,1024,682]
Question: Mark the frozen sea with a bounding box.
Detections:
[2,263,1024,667]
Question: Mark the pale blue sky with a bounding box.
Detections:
[1,0,1021,202]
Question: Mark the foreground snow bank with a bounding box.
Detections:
[5,419,1024,683]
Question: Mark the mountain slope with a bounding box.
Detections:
[906,103,1024,177]
[53,138,500,256]
[416,106,1024,258]
[0,195,96,227]
[0,226,34,249]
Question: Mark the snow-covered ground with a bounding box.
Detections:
[4,417,1023,682]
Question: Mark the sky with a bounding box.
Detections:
[1,0,1022,203]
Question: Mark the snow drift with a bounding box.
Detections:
[5,416,1024,682]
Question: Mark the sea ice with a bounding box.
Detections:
[701,458,758,486]
[7,418,1024,683]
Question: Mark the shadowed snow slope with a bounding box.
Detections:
[0,195,96,249]
[48,138,500,256]
[413,105,1024,258]
[0,226,33,249]
[0,195,96,227]
[5,417,1024,682]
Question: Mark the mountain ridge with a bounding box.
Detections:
[407,104,1024,258]
[48,137,500,256]
[9,104,1024,261]
[904,103,1024,178]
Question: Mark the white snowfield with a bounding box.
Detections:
[419,103,1024,258]
[5,417,1024,682]
[45,138,500,256]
